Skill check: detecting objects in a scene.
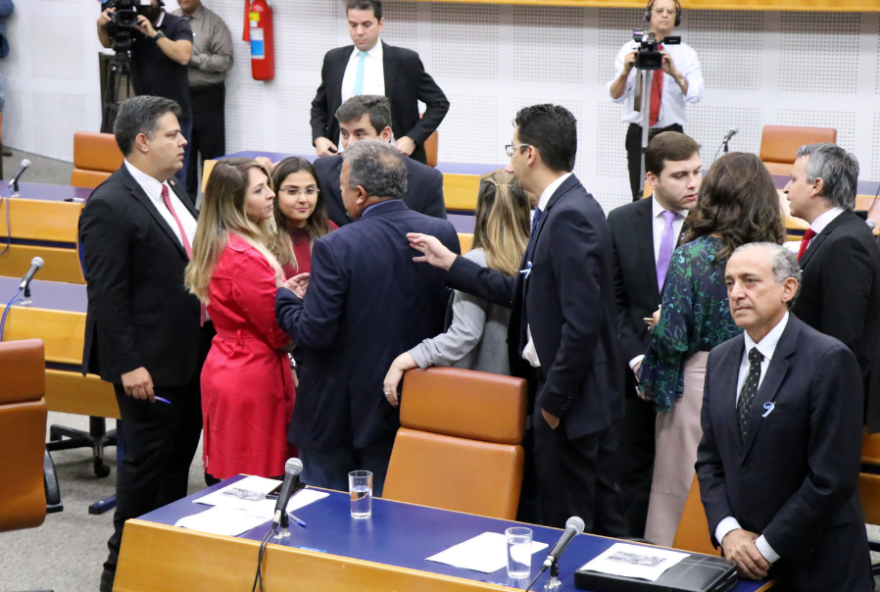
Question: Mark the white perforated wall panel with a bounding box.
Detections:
[2,2,879,214]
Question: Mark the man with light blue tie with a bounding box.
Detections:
[309,0,448,165]
[606,131,701,537]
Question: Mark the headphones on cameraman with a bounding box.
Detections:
[645,0,682,27]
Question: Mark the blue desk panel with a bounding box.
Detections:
[140,476,768,592]
[0,277,87,313]
[13,182,93,202]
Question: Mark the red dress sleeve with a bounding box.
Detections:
[231,248,291,349]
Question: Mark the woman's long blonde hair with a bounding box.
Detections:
[471,171,531,276]
[185,158,295,303]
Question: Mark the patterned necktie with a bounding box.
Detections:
[797,228,816,261]
[737,347,764,442]
[648,45,664,127]
[656,210,677,292]
[353,50,368,95]
[531,206,543,235]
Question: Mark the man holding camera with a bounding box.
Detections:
[608,0,704,201]
[97,0,194,189]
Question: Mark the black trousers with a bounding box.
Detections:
[625,122,684,201]
[533,414,629,537]
[612,375,657,538]
[100,326,212,592]
[186,82,226,200]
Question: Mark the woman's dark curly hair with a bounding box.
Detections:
[683,152,785,260]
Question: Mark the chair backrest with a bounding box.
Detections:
[862,428,880,466]
[759,126,837,177]
[0,339,49,533]
[383,368,527,519]
[672,475,721,556]
[458,233,474,254]
[70,131,124,188]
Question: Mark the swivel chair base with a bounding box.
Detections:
[47,416,116,477]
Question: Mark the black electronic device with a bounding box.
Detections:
[574,553,737,592]
[632,31,682,71]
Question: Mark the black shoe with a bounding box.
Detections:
[99,568,115,592]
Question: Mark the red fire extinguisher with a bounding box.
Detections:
[243,0,275,81]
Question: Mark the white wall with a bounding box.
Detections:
[3,1,880,212]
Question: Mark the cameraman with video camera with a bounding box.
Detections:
[97,0,194,188]
[608,0,704,201]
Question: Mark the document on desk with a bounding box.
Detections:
[176,507,267,536]
[195,476,329,520]
[426,532,548,574]
[580,543,689,581]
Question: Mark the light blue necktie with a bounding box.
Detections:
[353,51,368,96]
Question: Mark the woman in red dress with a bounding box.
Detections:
[271,157,337,279]
[186,157,296,482]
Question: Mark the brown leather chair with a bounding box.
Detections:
[0,339,62,535]
[383,368,527,519]
[672,475,720,556]
[859,429,880,574]
[70,131,124,189]
[424,130,438,168]
[759,126,837,177]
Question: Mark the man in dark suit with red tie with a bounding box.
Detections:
[275,140,459,496]
[310,0,448,165]
[697,242,871,590]
[407,104,627,534]
[607,131,701,537]
[79,96,213,592]
[785,143,880,433]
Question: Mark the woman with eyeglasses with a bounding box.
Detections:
[271,157,338,278]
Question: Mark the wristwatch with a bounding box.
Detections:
[153,30,166,40]
[676,77,687,89]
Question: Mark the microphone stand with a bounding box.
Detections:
[274,508,291,541]
[722,137,731,154]
[543,558,561,592]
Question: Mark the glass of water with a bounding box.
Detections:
[505,526,532,579]
[348,470,373,519]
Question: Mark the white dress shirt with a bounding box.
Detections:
[124,160,197,249]
[341,40,385,103]
[808,207,845,236]
[714,311,790,564]
[607,40,705,128]
[521,172,573,368]
[629,197,689,370]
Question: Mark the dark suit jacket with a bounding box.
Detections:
[79,165,208,386]
[276,200,460,451]
[696,315,872,592]
[313,153,446,227]
[608,196,661,367]
[446,175,622,439]
[309,41,449,165]
[792,209,880,432]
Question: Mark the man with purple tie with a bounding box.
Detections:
[606,131,701,537]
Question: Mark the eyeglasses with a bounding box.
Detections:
[505,144,531,157]
[280,187,320,197]
[652,7,677,15]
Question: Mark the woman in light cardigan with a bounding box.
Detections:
[382,171,531,400]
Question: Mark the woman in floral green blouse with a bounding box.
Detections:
[639,152,785,546]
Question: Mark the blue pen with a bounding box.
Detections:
[289,513,307,528]
[154,396,171,404]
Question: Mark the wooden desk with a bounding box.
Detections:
[115,476,774,592]
[0,182,91,285]
[0,277,118,419]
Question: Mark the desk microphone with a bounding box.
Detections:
[272,457,304,528]
[9,159,31,195]
[19,257,44,291]
[543,516,585,568]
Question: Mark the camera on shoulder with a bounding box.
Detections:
[632,31,681,70]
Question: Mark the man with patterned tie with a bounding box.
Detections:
[310,0,448,165]
[608,0,705,201]
[79,96,214,592]
[607,131,701,537]
[696,242,872,591]
[784,143,880,434]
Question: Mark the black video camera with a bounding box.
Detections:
[632,31,681,70]
[105,0,139,29]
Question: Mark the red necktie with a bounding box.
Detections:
[797,228,816,261]
[161,185,205,325]
[649,45,664,127]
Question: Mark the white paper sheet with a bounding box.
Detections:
[175,507,267,536]
[195,477,329,520]
[580,543,689,582]
[426,532,549,574]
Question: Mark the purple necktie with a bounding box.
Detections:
[656,211,678,292]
